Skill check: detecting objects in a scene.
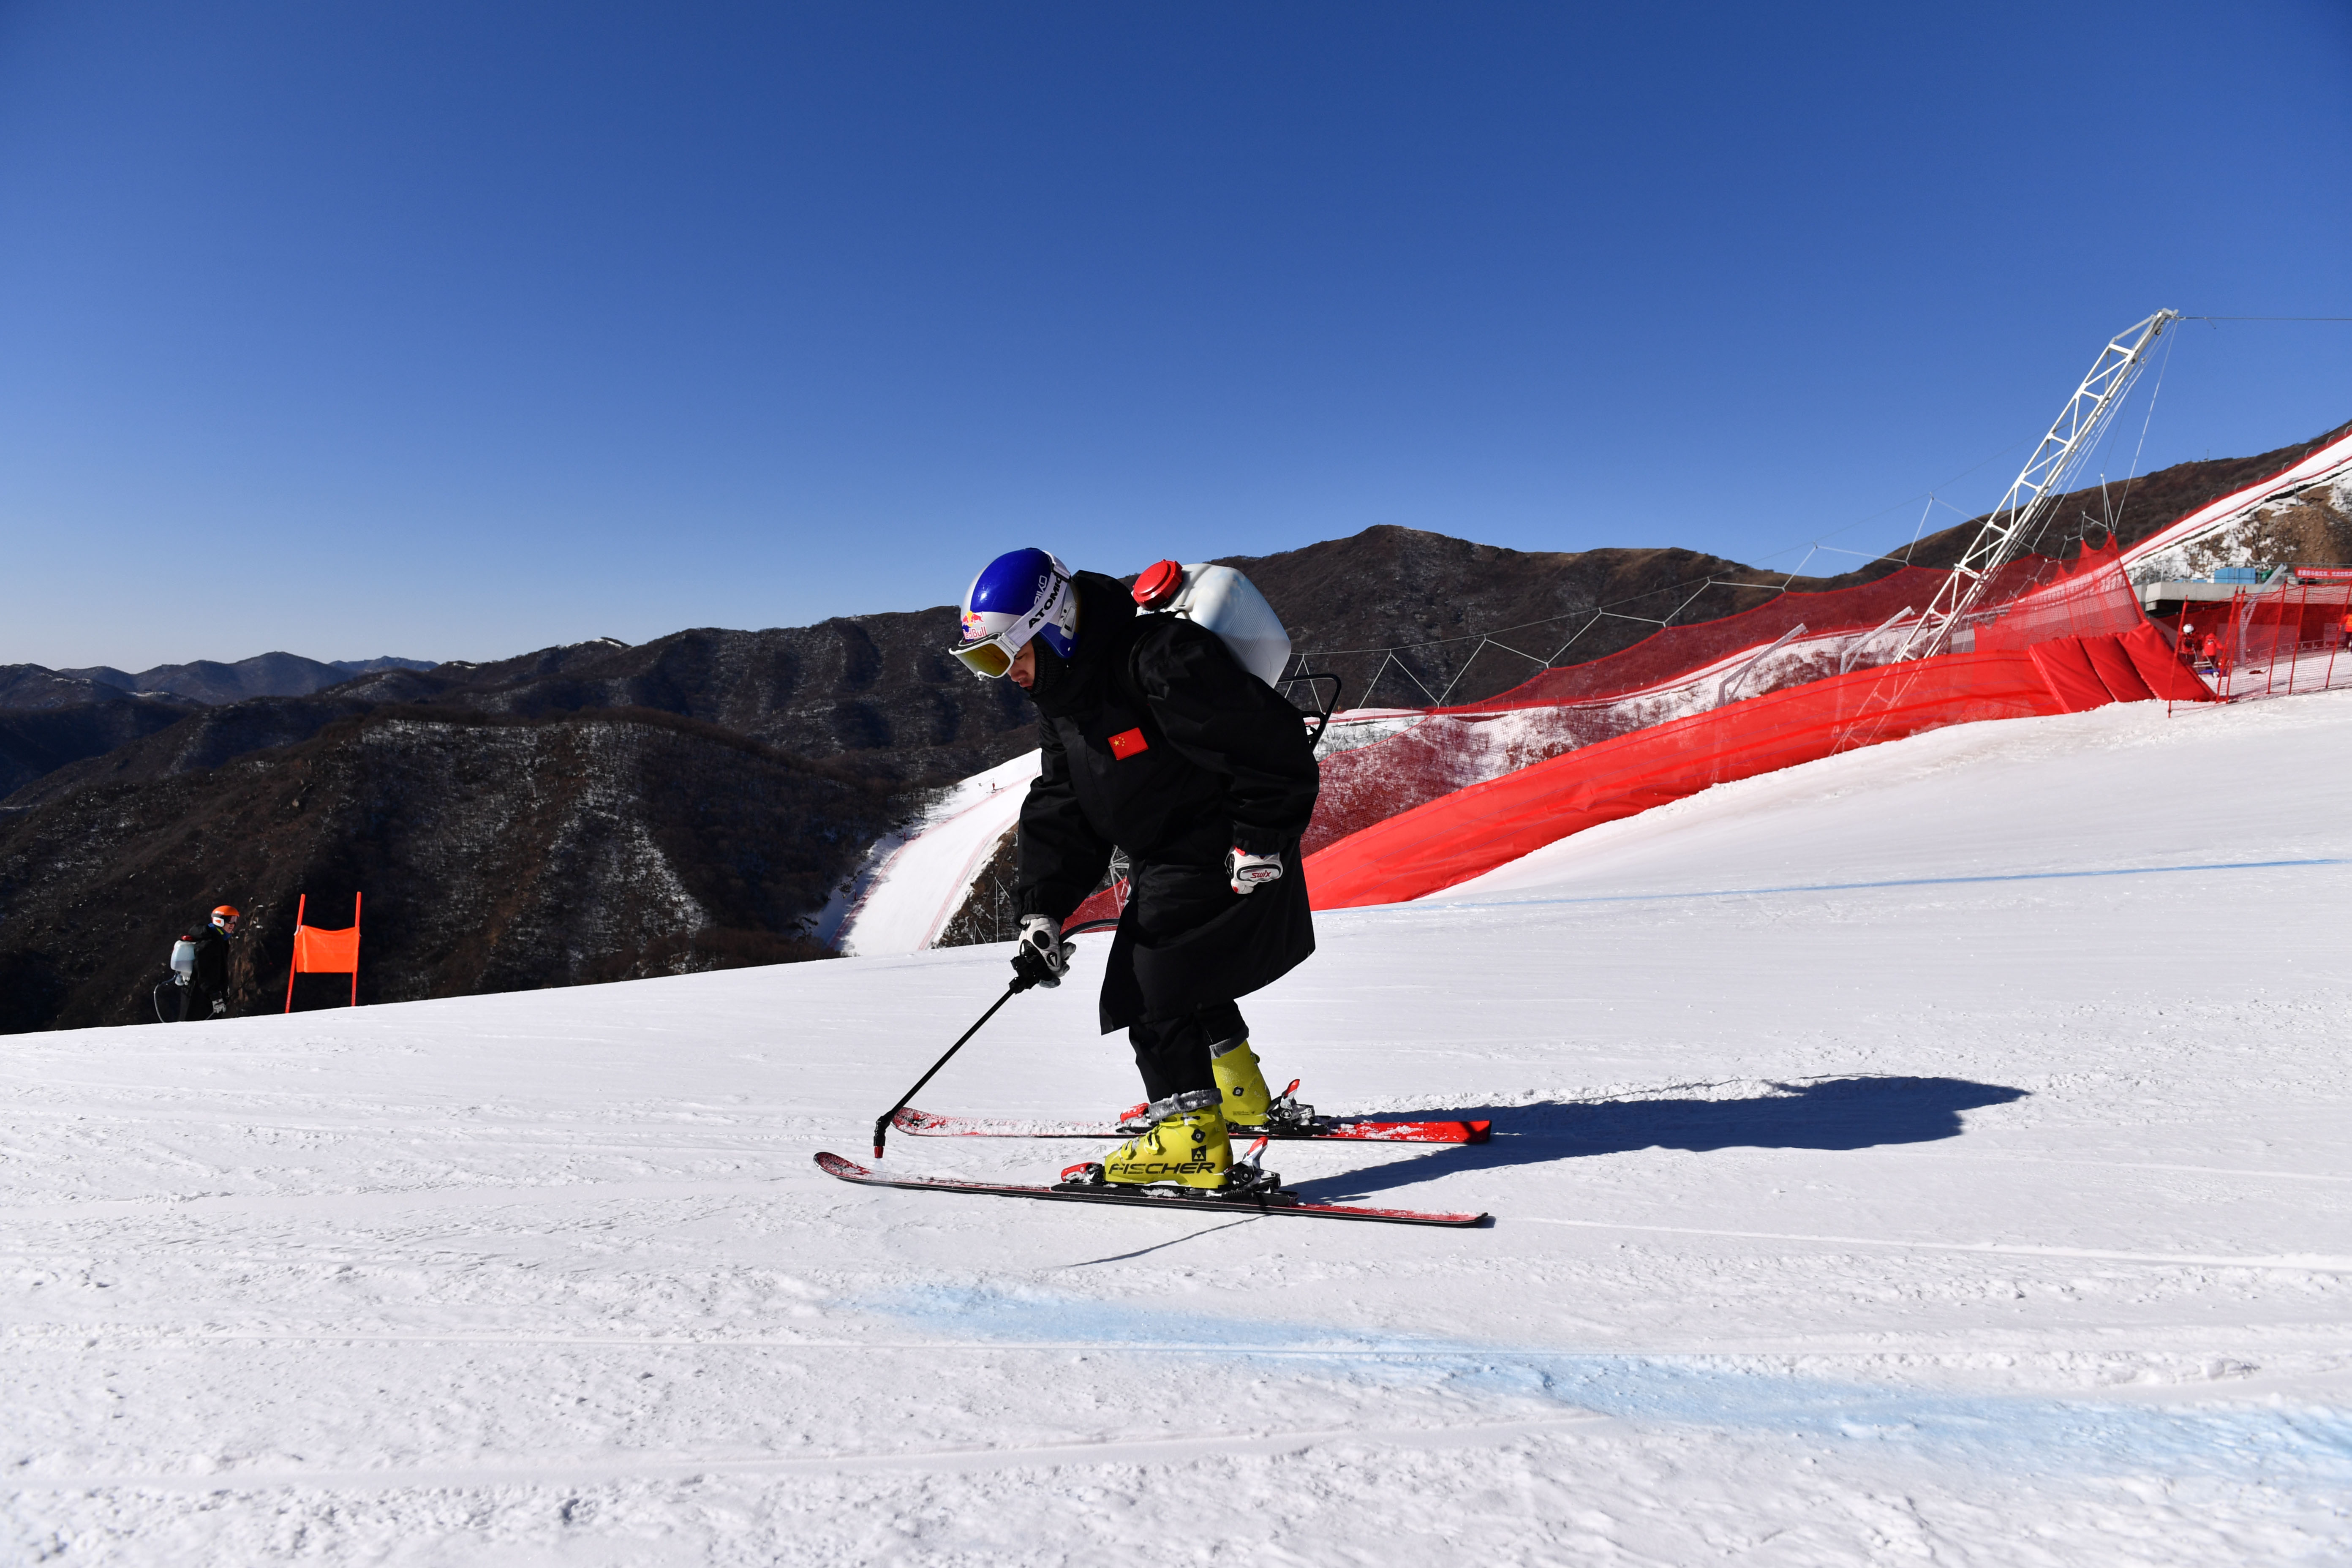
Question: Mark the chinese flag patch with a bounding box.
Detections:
[1107,727,1149,760]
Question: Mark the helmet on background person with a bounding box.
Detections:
[210,905,241,934]
[951,548,1077,679]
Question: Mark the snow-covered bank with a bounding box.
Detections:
[829,749,1039,957]
[5,696,2350,1563]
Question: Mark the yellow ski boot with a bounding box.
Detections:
[1211,1038,1320,1135]
[1211,1037,1273,1128]
[1098,1089,1231,1189]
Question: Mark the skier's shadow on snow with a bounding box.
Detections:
[1286,1075,2028,1204]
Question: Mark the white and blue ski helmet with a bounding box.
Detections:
[953,548,1077,678]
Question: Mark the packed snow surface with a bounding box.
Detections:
[6,695,2352,1564]
[830,749,1039,957]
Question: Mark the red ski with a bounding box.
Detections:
[891,1105,1491,1146]
[815,1152,1490,1228]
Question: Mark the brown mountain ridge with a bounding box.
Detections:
[3,427,2341,1033]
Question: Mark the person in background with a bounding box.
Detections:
[180,905,241,1021]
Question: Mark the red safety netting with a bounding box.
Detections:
[1062,546,2217,931]
[2120,623,2217,703]
[2081,635,2156,702]
[1446,565,1948,713]
[1299,544,2146,857]
[2231,583,2352,668]
[1449,544,2129,716]
[1293,629,2216,912]
[1301,651,2063,910]
[1970,542,2142,651]
[2184,582,2352,700]
[2027,638,2112,713]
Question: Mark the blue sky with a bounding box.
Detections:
[1,2,2346,668]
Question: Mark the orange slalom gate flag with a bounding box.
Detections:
[284,892,362,1011]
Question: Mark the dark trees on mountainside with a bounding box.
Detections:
[2,426,2342,1032]
[0,709,893,1034]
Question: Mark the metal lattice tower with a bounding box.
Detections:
[1893,309,2178,662]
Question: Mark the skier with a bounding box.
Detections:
[178,905,242,1021]
[952,548,1320,1192]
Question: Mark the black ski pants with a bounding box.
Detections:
[178,984,225,1022]
[1101,854,1309,1107]
[1127,999,1247,1104]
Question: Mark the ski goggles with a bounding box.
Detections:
[949,630,1023,680]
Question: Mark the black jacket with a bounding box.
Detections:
[187,926,231,995]
[1014,572,1320,923]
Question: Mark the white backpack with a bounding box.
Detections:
[1130,561,1292,687]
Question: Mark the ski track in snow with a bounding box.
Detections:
[6,695,2352,1563]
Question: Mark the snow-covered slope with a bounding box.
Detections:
[2121,424,2352,578]
[828,749,1039,956]
[1440,685,2348,903]
[6,696,2351,1563]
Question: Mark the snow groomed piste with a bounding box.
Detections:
[9,691,2351,1560]
[12,324,2352,1555]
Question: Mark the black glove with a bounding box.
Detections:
[1226,847,1284,895]
[1011,914,1072,990]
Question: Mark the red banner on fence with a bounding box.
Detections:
[1298,627,2215,912]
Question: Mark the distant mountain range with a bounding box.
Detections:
[0,652,436,711]
[1,424,2344,1034]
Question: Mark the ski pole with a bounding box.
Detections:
[872,974,1034,1158]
